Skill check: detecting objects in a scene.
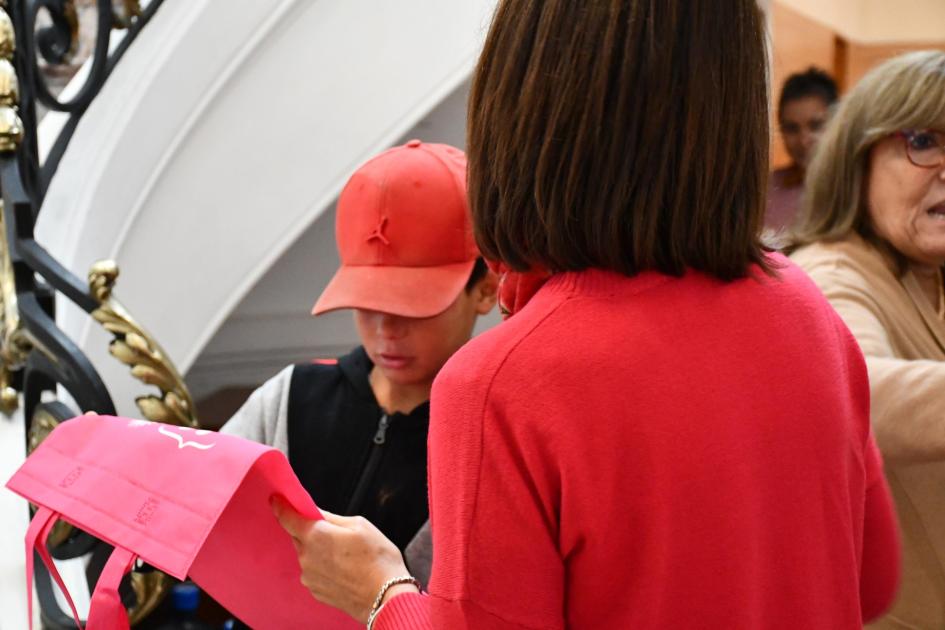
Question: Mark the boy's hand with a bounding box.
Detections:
[272,497,413,623]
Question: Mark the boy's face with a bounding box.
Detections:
[353,274,497,389]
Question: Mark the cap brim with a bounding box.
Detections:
[312,260,477,318]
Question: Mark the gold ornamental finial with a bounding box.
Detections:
[0,106,23,152]
[0,59,18,108]
[0,10,13,61]
[89,259,119,302]
[0,377,16,414]
[0,201,29,415]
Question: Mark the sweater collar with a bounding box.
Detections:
[542,268,673,298]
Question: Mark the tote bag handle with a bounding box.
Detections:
[85,545,136,630]
[26,506,137,630]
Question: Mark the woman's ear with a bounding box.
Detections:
[473,270,499,315]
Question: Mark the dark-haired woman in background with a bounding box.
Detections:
[767,67,839,232]
[274,2,899,628]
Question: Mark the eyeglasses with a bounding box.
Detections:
[897,129,945,169]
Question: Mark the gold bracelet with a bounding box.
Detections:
[366,575,421,630]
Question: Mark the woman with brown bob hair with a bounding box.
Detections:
[789,50,945,628]
[273,1,899,628]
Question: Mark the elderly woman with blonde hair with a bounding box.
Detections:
[790,50,945,628]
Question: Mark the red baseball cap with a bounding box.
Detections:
[312,140,479,318]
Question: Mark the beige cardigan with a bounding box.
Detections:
[792,235,945,629]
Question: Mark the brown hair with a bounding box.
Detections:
[786,50,945,270]
[467,0,771,281]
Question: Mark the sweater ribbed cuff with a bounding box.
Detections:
[373,591,431,630]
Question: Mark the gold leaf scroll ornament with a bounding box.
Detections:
[89,260,197,427]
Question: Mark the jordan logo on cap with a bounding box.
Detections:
[366,215,390,246]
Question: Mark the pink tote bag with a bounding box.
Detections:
[6,414,360,630]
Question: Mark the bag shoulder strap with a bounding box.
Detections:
[26,506,82,629]
[26,507,137,630]
[85,546,135,630]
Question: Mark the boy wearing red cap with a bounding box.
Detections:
[221,140,496,560]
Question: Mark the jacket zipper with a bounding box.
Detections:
[345,414,389,514]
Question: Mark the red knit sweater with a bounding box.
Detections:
[377,260,899,629]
